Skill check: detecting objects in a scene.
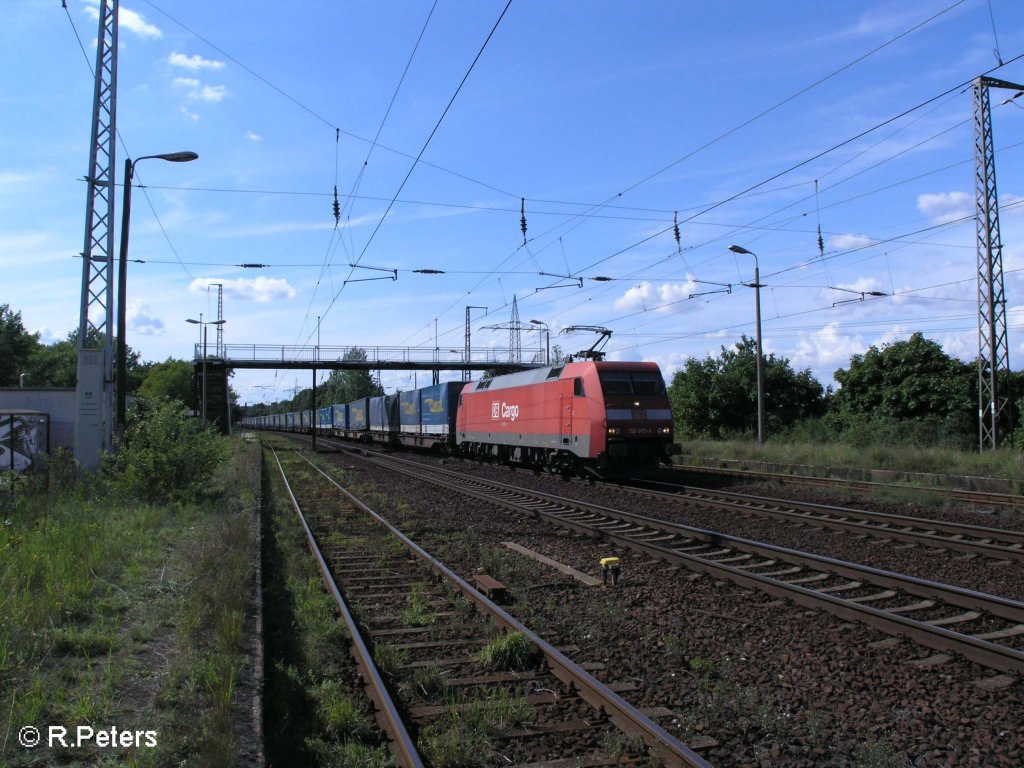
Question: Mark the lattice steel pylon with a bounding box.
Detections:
[509,295,522,363]
[464,306,487,381]
[974,76,1021,450]
[210,283,224,357]
[74,0,119,468]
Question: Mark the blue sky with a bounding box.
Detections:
[3,0,1024,405]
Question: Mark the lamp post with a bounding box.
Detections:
[186,317,225,426]
[530,319,550,364]
[729,245,765,444]
[117,151,198,436]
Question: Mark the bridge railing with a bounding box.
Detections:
[193,343,547,366]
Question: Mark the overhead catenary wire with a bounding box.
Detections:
[62,1,197,284]
[67,2,1021,385]
[296,0,441,355]
[481,62,1024,351]
[139,0,518,200]
[394,2,984,347]
[314,0,515,342]
[417,58,1024,357]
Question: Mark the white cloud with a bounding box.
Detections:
[190,277,297,303]
[829,233,878,251]
[168,52,225,71]
[172,78,228,104]
[194,85,228,103]
[0,171,35,187]
[245,131,262,142]
[613,277,699,312]
[121,7,162,39]
[221,211,382,238]
[179,106,200,122]
[999,192,1024,219]
[0,232,73,266]
[83,2,161,39]
[825,276,887,304]
[128,300,165,335]
[791,322,867,376]
[917,191,972,224]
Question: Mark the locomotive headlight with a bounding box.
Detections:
[607,427,621,436]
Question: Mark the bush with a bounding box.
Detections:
[823,411,975,451]
[104,397,228,503]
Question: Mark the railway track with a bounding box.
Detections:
[621,477,1024,562]
[667,463,1023,511]
[268,444,712,767]
[328,442,1024,676]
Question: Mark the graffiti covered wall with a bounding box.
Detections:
[1,413,50,473]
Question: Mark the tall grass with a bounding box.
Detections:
[676,437,1024,483]
[0,404,258,768]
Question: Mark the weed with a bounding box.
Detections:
[401,582,436,626]
[310,679,373,740]
[475,632,539,671]
[688,657,717,680]
[663,634,686,664]
[403,662,448,700]
[373,643,407,680]
[418,689,536,767]
[305,738,391,767]
[599,731,649,762]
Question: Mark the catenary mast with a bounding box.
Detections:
[74,0,119,469]
[973,76,1022,450]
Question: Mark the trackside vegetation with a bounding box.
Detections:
[0,398,259,767]
[103,397,229,502]
[669,333,1024,464]
[260,445,390,766]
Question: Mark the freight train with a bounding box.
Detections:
[242,360,679,475]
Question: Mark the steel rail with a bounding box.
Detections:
[669,464,1022,510]
[290,448,713,768]
[342,447,1024,675]
[269,447,424,768]
[623,478,1024,562]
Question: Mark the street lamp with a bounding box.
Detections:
[186,316,225,426]
[530,319,550,364]
[117,151,198,436]
[729,245,765,444]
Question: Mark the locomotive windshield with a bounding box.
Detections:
[598,370,666,395]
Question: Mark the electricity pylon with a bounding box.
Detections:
[974,76,1022,450]
[75,0,119,469]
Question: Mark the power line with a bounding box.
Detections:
[301,0,440,350]
[139,0,518,199]
[315,0,515,338]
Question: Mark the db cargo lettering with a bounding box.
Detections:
[491,402,520,421]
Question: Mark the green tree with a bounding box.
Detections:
[138,359,198,409]
[318,348,383,405]
[25,334,77,388]
[0,304,40,386]
[668,335,825,439]
[828,332,976,447]
[24,329,150,390]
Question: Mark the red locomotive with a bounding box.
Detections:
[456,360,678,475]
